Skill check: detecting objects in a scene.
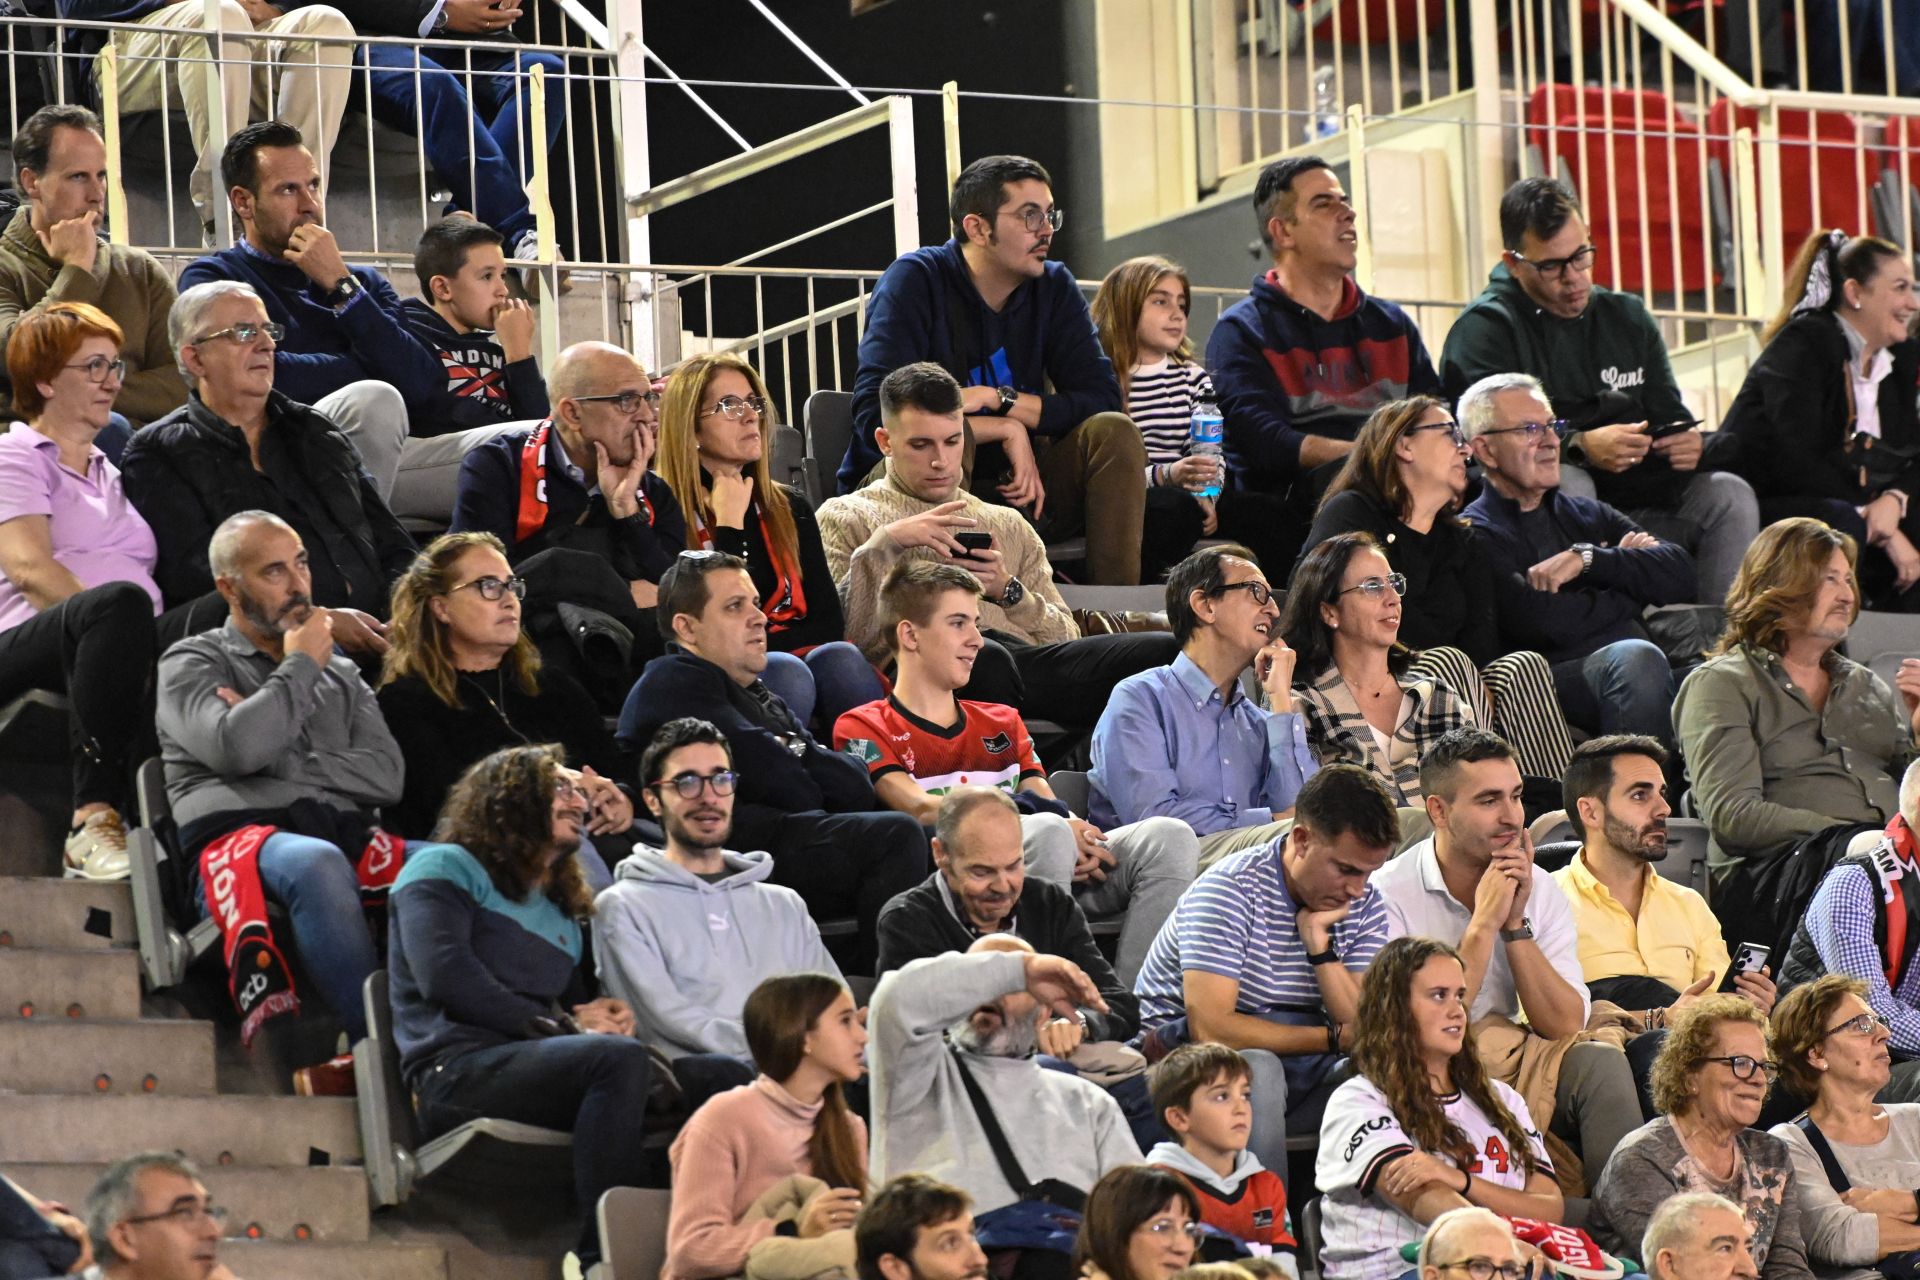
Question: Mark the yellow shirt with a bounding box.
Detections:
[1551,849,1731,992]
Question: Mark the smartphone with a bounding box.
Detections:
[1717,942,1769,992]
[1647,419,1702,440]
[954,531,994,556]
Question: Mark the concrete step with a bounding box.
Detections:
[0,1094,361,1165]
[7,1163,372,1244]
[0,947,143,1020]
[0,1018,216,1095]
[211,1240,448,1280]
[0,877,138,951]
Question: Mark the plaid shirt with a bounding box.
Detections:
[1295,665,1471,805]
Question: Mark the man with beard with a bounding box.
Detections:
[592,717,843,1060]
[154,510,404,1089]
[1373,729,1641,1188]
[856,1174,990,1280]
[868,920,1140,1213]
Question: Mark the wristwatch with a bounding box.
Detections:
[996,385,1019,415]
[1306,946,1341,967]
[428,2,451,35]
[1500,919,1535,943]
[1571,542,1596,574]
[324,274,361,307]
[997,576,1025,609]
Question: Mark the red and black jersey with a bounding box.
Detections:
[833,696,1043,794]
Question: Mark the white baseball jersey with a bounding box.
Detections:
[1315,1075,1552,1280]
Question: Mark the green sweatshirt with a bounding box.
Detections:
[0,206,187,425]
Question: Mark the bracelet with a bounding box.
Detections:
[1326,1023,1339,1054]
[1458,1168,1472,1196]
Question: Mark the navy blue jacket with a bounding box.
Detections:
[399,299,550,436]
[1463,483,1694,663]
[842,239,1122,491]
[1205,272,1439,490]
[178,245,444,413]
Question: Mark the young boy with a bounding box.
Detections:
[1147,1043,1301,1276]
[402,216,551,434]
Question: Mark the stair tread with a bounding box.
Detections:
[0,947,142,1020]
[0,877,138,950]
[5,1162,373,1244]
[0,1016,217,1094]
[0,1094,362,1164]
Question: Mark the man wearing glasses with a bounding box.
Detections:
[593,716,844,1061]
[1460,372,1692,749]
[841,154,1149,586]
[1440,177,1757,602]
[82,1152,223,1280]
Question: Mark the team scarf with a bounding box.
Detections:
[516,420,654,544]
[1876,813,1920,989]
[690,497,808,632]
[200,825,406,1047]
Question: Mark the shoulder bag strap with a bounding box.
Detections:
[949,1045,1034,1199]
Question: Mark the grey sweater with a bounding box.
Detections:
[868,951,1141,1212]
[1772,1106,1920,1268]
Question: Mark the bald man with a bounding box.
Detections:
[1417,1207,1530,1280]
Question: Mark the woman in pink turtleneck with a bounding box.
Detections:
[666,973,870,1280]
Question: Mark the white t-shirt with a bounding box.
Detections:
[1316,1074,1552,1280]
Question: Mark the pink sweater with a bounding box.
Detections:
[665,1075,869,1280]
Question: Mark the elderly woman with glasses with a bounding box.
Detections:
[377,531,629,879]
[1768,975,1920,1271]
[1276,532,1473,806]
[1075,1166,1205,1280]
[1302,397,1574,780]
[0,301,165,880]
[657,352,881,730]
[1589,996,1815,1280]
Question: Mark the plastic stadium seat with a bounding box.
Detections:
[597,1186,672,1280]
[1048,770,1091,818]
[1707,102,1869,268]
[1526,84,1716,295]
[803,390,855,501]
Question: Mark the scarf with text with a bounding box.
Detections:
[516,420,654,544]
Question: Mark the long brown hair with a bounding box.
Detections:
[1319,395,1455,521]
[434,744,594,918]
[381,531,540,705]
[1091,256,1194,401]
[1277,531,1411,678]
[1350,937,1543,1179]
[743,973,867,1191]
[1711,517,1858,657]
[1763,230,1905,346]
[1073,1165,1202,1280]
[657,352,800,564]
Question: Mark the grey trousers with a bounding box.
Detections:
[1548,1040,1643,1186]
[332,387,527,522]
[316,380,408,495]
[1557,465,1760,603]
[1022,812,1200,987]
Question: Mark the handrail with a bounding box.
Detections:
[1604,0,1767,107]
[741,0,870,107]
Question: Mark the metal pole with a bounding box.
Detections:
[1469,0,1506,268]
[606,0,655,367]
[1346,103,1372,293]
[942,80,962,195]
[97,44,130,247]
[527,62,560,372]
[203,0,233,245]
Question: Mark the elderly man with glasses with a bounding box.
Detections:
[81,1152,224,1280]
[1440,177,1757,602]
[1460,371,1693,750]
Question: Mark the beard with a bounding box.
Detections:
[1603,810,1667,863]
[949,1009,1038,1059]
[662,805,731,855]
[236,584,312,635]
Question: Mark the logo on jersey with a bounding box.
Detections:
[1343,1115,1394,1161]
[1253,1209,1273,1230]
[846,738,883,766]
[981,732,1012,754]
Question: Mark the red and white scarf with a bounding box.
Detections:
[516,420,654,544]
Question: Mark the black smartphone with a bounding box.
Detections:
[1718,942,1769,992]
[954,531,993,556]
[1647,418,1702,439]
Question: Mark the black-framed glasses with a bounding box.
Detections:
[1211,580,1274,606]
[1434,1259,1528,1280]
[1140,1219,1206,1243]
[64,354,127,384]
[194,322,285,346]
[1825,1012,1893,1038]
[999,204,1064,234]
[573,388,660,414]
[703,394,769,421]
[123,1203,229,1229]
[448,575,526,602]
[1410,421,1467,448]
[1480,419,1569,443]
[650,769,739,799]
[1512,244,1597,280]
[1338,573,1408,599]
[1698,1054,1780,1081]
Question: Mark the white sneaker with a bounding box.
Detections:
[512,228,544,261]
[63,810,130,881]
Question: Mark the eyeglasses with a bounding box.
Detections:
[194,322,285,346]
[1338,573,1408,599]
[1140,1219,1205,1243]
[1825,1012,1893,1038]
[999,204,1064,234]
[64,355,127,384]
[1698,1054,1780,1081]
[1511,244,1597,280]
[1433,1259,1528,1280]
[702,394,769,421]
[650,769,739,799]
[1211,580,1275,606]
[1480,419,1569,443]
[573,389,661,414]
[123,1203,229,1229]
[552,777,587,802]
[1409,421,1467,448]
[448,575,526,602]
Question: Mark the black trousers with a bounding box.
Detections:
[0,581,157,814]
[731,806,929,975]
[960,630,1180,730]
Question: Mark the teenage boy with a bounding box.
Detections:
[1146,1042,1301,1275]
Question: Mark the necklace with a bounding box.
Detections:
[459,667,532,744]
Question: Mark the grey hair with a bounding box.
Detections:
[1457,372,1546,442]
[1643,1192,1746,1279]
[168,280,263,385]
[85,1151,202,1264]
[1901,758,1920,829]
[208,509,296,580]
[933,785,1018,857]
[1417,1207,1511,1274]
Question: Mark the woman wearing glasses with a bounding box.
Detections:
[377,532,630,878]
[1768,975,1920,1272]
[1302,398,1573,781]
[1075,1165,1203,1280]
[1276,532,1473,807]
[1316,937,1559,1280]
[1722,230,1920,609]
[658,352,881,730]
[1589,997,1815,1280]
[0,302,164,879]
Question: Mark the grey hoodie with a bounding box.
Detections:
[592,847,841,1060]
[1145,1140,1268,1196]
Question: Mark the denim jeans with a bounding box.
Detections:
[761,642,884,733]
[1552,638,1677,748]
[359,44,566,242]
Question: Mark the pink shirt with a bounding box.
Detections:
[0,422,160,634]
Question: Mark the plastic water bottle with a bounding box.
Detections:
[1189,395,1226,500]
[1307,67,1340,140]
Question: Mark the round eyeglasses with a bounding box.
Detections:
[999,204,1064,234]
[448,575,527,601]
[1511,244,1597,280]
[1698,1054,1780,1081]
[651,769,739,799]
[1337,573,1408,599]
[63,354,127,384]
[703,394,769,421]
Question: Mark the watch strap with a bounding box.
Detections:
[1500,921,1535,943]
[1306,946,1340,966]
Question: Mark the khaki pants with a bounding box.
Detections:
[105,0,353,213]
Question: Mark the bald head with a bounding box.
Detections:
[1419,1208,1519,1279]
[550,340,647,402]
[208,508,297,580]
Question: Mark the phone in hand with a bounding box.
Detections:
[954,531,994,557]
[1647,418,1702,440]
[1717,942,1769,992]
